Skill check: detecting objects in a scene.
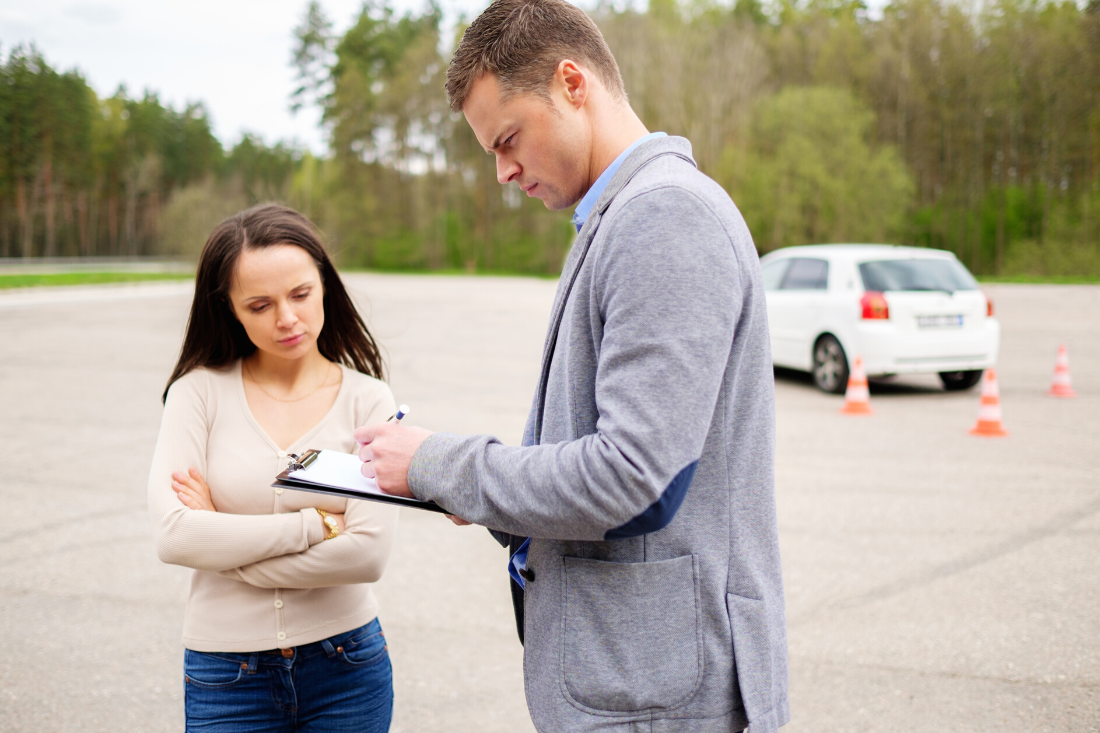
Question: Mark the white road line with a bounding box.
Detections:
[0,281,194,309]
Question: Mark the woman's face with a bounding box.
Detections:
[228,244,325,362]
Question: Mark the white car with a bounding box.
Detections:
[759,244,1000,393]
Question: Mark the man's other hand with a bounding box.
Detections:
[355,423,433,498]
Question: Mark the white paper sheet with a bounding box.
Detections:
[289,450,384,496]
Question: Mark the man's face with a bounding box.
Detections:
[463,72,589,212]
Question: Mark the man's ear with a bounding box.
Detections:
[556,59,588,109]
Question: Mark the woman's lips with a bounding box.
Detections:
[279,333,305,346]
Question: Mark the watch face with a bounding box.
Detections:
[325,517,337,529]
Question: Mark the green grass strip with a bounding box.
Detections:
[978,274,1100,284]
[340,267,560,279]
[4,269,1094,289]
[0,271,195,289]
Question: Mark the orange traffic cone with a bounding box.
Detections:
[1047,344,1077,398]
[969,368,1009,437]
[840,356,873,415]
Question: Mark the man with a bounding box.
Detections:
[355,0,789,730]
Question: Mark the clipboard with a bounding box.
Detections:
[273,449,448,514]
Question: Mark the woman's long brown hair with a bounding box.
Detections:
[163,204,384,402]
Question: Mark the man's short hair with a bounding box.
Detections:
[445,0,626,113]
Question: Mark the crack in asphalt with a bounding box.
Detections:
[790,491,1100,626]
[794,658,1100,689]
[0,508,143,548]
[0,583,182,610]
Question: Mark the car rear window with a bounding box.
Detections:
[781,258,829,290]
[859,258,979,293]
[761,259,790,291]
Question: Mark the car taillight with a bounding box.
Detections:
[984,293,994,317]
[860,291,889,320]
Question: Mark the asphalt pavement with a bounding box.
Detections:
[0,275,1096,732]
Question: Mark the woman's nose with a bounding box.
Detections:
[275,301,298,328]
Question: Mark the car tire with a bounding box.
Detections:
[939,370,983,391]
[813,335,849,394]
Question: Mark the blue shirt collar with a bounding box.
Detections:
[572,132,667,233]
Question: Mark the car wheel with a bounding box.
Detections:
[813,335,849,394]
[939,370,983,391]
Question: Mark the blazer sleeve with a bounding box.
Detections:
[148,373,326,572]
[408,188,740,541]
[215,381,400,588]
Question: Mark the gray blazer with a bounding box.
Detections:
[410,136,790,733]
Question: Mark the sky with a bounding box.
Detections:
[1,0,897,154]
[0,0,488,153]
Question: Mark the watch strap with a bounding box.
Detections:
[315,508,339,540]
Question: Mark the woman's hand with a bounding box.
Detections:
[173,468,216,512]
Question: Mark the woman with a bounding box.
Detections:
[148,204,399,731]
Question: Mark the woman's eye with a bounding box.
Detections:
[293,291,310,300]
[250,304,269,314]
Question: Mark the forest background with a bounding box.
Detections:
[2,0,1099,278]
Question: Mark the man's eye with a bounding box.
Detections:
[504,134,515,146]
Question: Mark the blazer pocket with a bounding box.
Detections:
[561,554,702,714]
[726,593,776,721]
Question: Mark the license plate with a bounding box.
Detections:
[917,314,963,329]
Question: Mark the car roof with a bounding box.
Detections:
[760,244,958,262]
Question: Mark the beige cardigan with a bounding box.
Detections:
[148,361,399,652]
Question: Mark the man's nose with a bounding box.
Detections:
[497,156,520,185]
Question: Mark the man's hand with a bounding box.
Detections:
[355,422,433,498]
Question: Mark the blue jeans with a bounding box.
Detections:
[184,619,393,732]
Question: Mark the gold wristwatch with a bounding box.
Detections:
[316,509,340,540]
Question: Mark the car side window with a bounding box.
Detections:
[761,259,790,292]
[781,258,829,290]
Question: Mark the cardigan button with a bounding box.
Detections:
[277,632,287,641]
[274,600,283,609]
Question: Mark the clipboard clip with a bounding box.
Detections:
[286,449,321,472]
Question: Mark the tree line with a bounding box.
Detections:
[3,0,1099,277]
[0,46,305,260]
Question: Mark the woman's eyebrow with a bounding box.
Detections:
[242,280,315,302]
